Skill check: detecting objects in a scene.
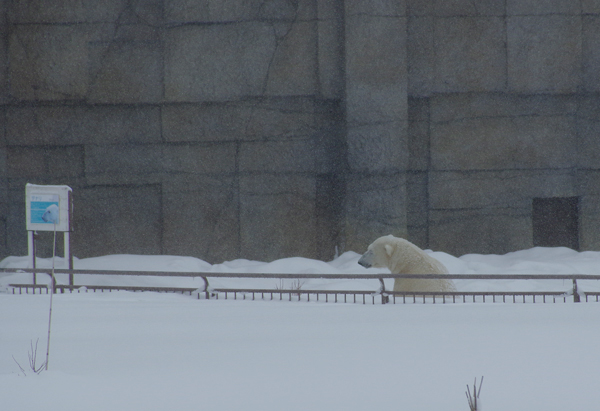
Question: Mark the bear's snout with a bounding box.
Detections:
[358,250,374,268]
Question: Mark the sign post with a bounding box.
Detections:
[25,184,73,284]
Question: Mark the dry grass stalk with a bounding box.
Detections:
[466,376,484,411]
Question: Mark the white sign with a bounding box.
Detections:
[25,184,72,232]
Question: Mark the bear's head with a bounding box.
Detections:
[41,204,60,224]
[357,234,399,269]
[358,234,450,277]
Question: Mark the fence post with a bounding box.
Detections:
[573,279,580,303]
[379,278,388,304]
[202,276,210,299]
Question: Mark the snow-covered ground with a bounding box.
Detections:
[2,247,600,410]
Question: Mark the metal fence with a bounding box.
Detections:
[3,268,600,304]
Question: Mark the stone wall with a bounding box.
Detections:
[405,1,600,256]
[1,0,600,262]
[1,0,347,262]
[344,1,408,252]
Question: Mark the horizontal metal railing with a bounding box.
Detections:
[3,268,600,304]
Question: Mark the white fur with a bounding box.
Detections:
[42,204,60,224]
[366,235,456,293]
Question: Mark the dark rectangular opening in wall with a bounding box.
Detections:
[532,197,579,250]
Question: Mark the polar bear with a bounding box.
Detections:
[358,235,456,293]
[41,204,60,224]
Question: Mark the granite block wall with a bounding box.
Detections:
[343,0,408,252]
[2,0,600,262]
[0,1,7,256]
[1,0,346,262]
[405,1,600,255]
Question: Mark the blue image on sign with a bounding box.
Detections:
[31,195,60,225]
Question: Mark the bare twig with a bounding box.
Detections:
[15,219,58,376]
[44,222,57,371]
[13,339,47,375]
[290,279,305,291]
[275,279,305,291]
[12,355,26,376]
[466,376,484,411]
[28,339,47,374]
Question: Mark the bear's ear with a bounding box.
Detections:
[384,244,394,257]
